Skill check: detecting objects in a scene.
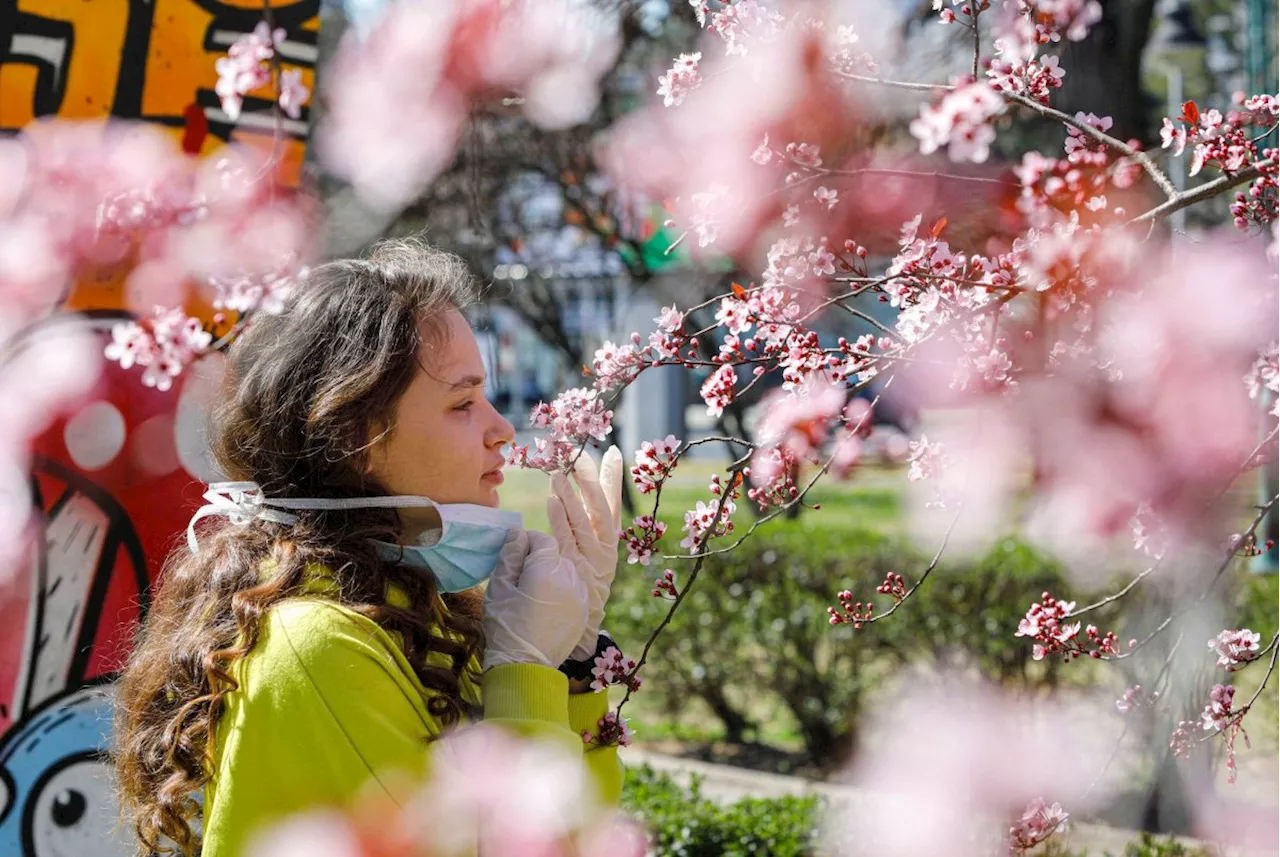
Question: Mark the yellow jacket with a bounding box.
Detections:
[201,575,623,855]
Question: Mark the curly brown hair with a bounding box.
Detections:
[112,239,488,856]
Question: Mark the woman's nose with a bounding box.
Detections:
[488,405,515,448]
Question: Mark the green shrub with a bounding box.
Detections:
[1103,832,1219,857]
[620,763,822,857]
[609,524,1100,768]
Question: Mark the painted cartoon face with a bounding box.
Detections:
[0,688,133,857]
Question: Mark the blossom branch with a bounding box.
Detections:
[833,70,1179,198]
[1129,158,1277,226]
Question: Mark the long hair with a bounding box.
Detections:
[113,239,487,856]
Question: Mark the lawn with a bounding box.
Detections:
[498,457,907,543]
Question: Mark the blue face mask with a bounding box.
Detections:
[188,482,524,593]
[369,503,523,592]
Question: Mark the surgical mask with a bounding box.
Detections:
[188,481,523,593]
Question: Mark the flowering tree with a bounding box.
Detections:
[2,0,1277,854]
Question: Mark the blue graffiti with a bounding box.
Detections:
[0,687,132,857]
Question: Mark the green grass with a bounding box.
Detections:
[498,459,905,542]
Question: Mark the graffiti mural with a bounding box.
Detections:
[0,2,319,853]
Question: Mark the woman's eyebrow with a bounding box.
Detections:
[447,374,486,390]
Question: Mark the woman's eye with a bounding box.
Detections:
[454,400,475,411]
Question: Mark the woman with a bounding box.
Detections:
[113,239,625,856]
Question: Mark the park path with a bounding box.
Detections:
[619,747,1235,856]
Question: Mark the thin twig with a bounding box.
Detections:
[865,505,963,624]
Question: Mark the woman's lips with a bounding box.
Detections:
[482,469,505,485]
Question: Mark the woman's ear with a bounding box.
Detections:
[362,419,391,477]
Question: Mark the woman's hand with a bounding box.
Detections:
[481,529,590,671]
[548,446,623,662]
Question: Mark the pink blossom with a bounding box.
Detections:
[755,379,845,459]
[707,0,785,57]
[591,336,648,392]
[986,41,1065,105]
[910,82,1005,163]
[320,0,617,211]
[590,646,640,692]
[657,52,703,107]
[588,711,635,748]
[104,307,213,392]
[906,434,945,481]
[689,0,708,28]
[623,515,667,565]
[680,497,736,551]
[829,680,1110,857]
[631,434,681,493]
[509,388,614,473]
[1209,629,1261,671]
[214,21,283,121]
[1128,503,1168,560]
[814,186,839,209]
[652,568,679,599]
[209,254,305,315]
[1116,685,1160,714]
[655,304,684,334]
[1169,721,1197,759]
[700,363,738,417]
[277,68,310,120]
[1201,684,1236,732]
[1015,592,1121,661]
[1008,797,1069,851]
[1244,343,1278,402]
[751,134,774,165]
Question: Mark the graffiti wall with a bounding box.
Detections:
[0,3,318,853]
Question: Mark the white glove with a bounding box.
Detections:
[549,446,623,661]
[482,528,590,671]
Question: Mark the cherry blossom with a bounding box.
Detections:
[1015,592,1121,661]
[104,307,213,392]
[910,82,1005,164]
[814,186,839,209]
[906,435,946,482]
[623,515,667,565]
[1169,721,1197,759]
[680,496,736,551]
[590,646,640,693]
[700,363,738,417]
[1201,684,1236,733]
[1209,629,1261,671]
[1008,798,1069,851]
[214,21,283,121]
[630,434,681,493]
[706,0,785,57]
[507,387,613,472]
[277,68,310,120]
[651,568,679,600]
[320,0,618,210]
[585,711,635,748]
[657,52,703,107]
[1116,685,1160,715]
[986,40,1065,105]
[591,335,648,392]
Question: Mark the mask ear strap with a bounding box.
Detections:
[186,482,439,553]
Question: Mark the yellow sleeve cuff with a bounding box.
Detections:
[481,663,570,726]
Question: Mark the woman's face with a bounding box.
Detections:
[370,310,515,519]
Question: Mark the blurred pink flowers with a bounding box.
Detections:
[250,725,645,857]
[319,0,619,211]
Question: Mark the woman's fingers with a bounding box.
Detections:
[546,491,579,559]
[599,445,623,535]
[571,452,614,544]
[551,471,594,549]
